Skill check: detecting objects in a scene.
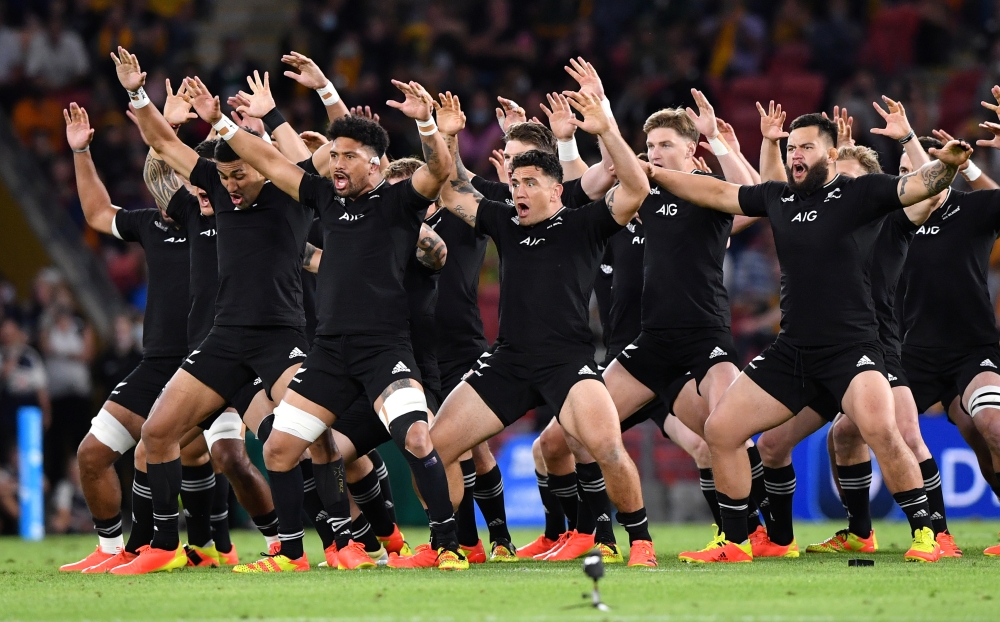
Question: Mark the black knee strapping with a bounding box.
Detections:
[389,410,428,455]
[256,413,275,443]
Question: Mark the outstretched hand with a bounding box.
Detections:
[64,102,95,151]
[977,122,1000,151]
[349,105,380,124]
[489,149,508,184]
[495,96,526,133]
[540,92,577,142]
[686,89,719,139]
[564,57,605,100]
[386,80,433,121]
[110,46,146,91]
[982,85,1000,121]
[182,76,223,125]
[871,96,912,141]
[435,91,466,136]
[281,51,329,90]
[932,129,970,170]
[235,70,276,119]
[563,90,611,136]
[163,79,198,126]
[299,130,329,153]
[231,109,266,136]
[928,139,973,168]
[757,100,788,142]
[716,118,741,154]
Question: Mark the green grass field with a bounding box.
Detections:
[3,520,1000,621]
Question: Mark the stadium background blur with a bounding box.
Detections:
[2,0,1000,536]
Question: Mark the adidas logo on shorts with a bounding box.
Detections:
[392,361,411,374]
[578,365,596,375]
[289,347,306,359]
[981,359,997,368]
[887,373,897,382]
[709,347,727,359]
[856,355,875,367]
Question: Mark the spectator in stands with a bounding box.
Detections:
[24,10,89,90]
[0,445,18,535]
[0,4,24,107]
[0,317,51,450]
[49,455,92,534]
[92,312,142,399]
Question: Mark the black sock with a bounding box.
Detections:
[548,472,579,532]
[403,448,458,551]
[893,487,932,535]
[920,458,948,535]
[473,464,512,543]
[300,461,335,549]
[347,469,395,538]
[368,450,396,524]
[352,515,381,553]
[94,513,123,545]
[180,462,216,547]
[616,508,651,545]
[762,465,796,546]
[210,473,232,554]
[148,458,182,551]
[537,471,566,540]
[837,461,873,536]
[252,510,279,541]
[126,469,153,553]
[747,445,767,531]
[718,492,750,545]
[575,478,597,535]
[313,459,346,508]
[698,468,723,527]
[577,462,615,544]
[456,459,480,547]
[266,466,305,559]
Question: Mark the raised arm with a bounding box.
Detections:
[872,96,928,168]
[233,70,312,163]
[564,58,619,196]
[303,243,320,273]
[897,140,972,206]
[282,51,349,123]
[439,97,482,228]
[185,76,305,201]
[717,118,760,184]
[936,127,999,190]
[646,165,745,215]
[415,221,448,270]
[394,81,453,200]
[110,47,198,178]
[687,89,753,186]
[541,92,588,181]
[65,103,117,234]
[140,80,191,210]
[564,90,649,225]
[757,100,788,183]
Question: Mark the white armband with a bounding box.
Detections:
[416,118,437,136]
[212,116,240,141]
[316,81,341,106]
[708,136,729,156]
[962,160,982,182]
[600,98,614,121]
[127,87,150,110]
[558,137,580,161]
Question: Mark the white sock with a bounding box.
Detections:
[265,534,280,547]
[99,535,124,554]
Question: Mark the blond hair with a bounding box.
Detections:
[385,157,423,181]
[643,108,699,142]
[837,146,882,174]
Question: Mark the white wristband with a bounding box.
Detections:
[212,116,240,141]
[600,98,614,121]
[416,118,437,136]
[316,81,341,106]
[72,146,90,153]
[708,136,729,156]
[558,137,580,161]
[128,87,150,110]
[962,160,982,182]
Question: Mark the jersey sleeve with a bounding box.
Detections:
[562,178,593,209]
[395,178,435,211]
[737,181,783,217]
[856,173,904,220]
[967,189,1000,233]
[473,199,509,240]
[188,157,220,193]
[889,208,919,235]
[581,198,625,241]
[298,157,319,176]
[165,186,196,226]
[111,208,148,243]
[297,172,334,212]
[471,176,511,203]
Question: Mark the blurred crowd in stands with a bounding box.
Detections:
[7,0,1000,528]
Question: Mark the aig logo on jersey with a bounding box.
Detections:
[915,225,940,235]
[656,204,678,217]
[791,211,818,223]
[519,236,545,247]
[339,212,364,222]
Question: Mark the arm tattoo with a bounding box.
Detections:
[415,225,447,270]
[143,152,183,211]
[446,177,483,226]
[302,243,317,269]
[899,160,958,198]
[421,138,441,171]
[605,184,619,217]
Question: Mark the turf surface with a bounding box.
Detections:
[3,520,1000,621]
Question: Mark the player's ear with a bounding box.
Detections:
[685,140,696,160]
[552,181,563,203]
[828,146,839,163]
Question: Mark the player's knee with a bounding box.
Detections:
[210,439,247,474]
[402,420,433,457]
[689,437,712,467]
[755,432,786,467]
[539,425,567,460]
[140,415,172,448]
[261,437,297,471]
[77,436,112,478]
[833,415,864,447]
[899,425,926,456]
[703,413,739,450]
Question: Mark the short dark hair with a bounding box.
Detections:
[510,149,563,183]
[918,136,944,152]
[789,113,838,148]
[214,127,262,163]
[325,115,389,158]
[195,139,219,158]
[385,157,423,181]
[505,122,558,155]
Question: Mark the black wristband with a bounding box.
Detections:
[898,130,916,145]
[261,107,287,132]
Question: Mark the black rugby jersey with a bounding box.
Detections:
[870,209,918,354]
[605,218,645,358]
[166,187,218,351]
[112,207,189,357]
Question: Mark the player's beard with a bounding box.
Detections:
[785,159,829,194]
[334,174,365,198]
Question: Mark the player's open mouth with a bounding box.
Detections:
[792,163,806,178]
[333,173,349,191]
[229,193,243,206]
[517,202,530,219]
[198,193,210,209]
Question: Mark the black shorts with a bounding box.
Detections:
[108,356,184,418]
[902,343,1000,414]
[803,385,841,422]
[620,372,692,438]
[744,337,886,415]
[332,396,392,457]
[438,348,487,399]
[182,326,308,403]
[464,346,604,427]
[883,350,909,389]
[198,378,263,431]
[290,334,422,416]
[616,328,738,398]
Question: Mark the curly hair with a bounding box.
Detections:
[325,115,390,158]
[505,122,558,154]
[510,149,563,183]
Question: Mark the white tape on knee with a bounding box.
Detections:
[204,411,244,451]
[89,409,137,453]
[969,385,1000,417]
[272,401,329,442]
[378,387,427,432]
